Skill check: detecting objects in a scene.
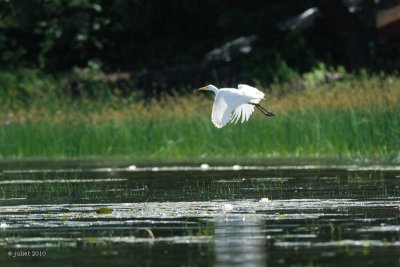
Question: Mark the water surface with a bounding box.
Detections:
[0,161,399,266]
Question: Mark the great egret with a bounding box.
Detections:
[198,84,275,128]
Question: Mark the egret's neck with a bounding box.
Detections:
[208,85,219,94]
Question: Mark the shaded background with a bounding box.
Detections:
[1,0,399,95]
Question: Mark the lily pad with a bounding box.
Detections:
[96,207,113,214]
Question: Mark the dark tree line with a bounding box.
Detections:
[0,0,398,80]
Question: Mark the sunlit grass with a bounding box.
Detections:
[0,71,399,160]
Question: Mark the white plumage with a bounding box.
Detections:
[198,84,273,128]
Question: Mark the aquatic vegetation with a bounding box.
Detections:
[96,207,113,214]
[0,175,149,202]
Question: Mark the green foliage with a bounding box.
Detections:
[302,63,329,86]
[0,68,137,110]
[1,0,399,79]
[0,104,398,161]
[1,0,113,70]
[0,69,58,108]
[0,0,315,72]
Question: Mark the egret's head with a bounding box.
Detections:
[198,84,218,93]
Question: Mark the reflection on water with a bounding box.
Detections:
[0,161,399,266]
[215,216,266,267]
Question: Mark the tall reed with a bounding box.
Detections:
[0,71,399,161]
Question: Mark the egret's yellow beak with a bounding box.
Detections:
[198,86,208,91]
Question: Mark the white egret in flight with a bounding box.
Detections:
[198,84,275,128]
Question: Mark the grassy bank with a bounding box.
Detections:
[0,70,399,161]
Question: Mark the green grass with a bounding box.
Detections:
[0,69,399,161]
[0,104,398,161]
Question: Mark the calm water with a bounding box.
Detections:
[0,160,399,266]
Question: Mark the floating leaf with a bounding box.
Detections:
[276,214,287,220]
[60,215,69,221]
[96,207,113,214]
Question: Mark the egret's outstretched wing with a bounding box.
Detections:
[238,84,264,103]
[212,93,233,128]
[211,90,242,128]
[211,88,263,128]
[231,104,255,124]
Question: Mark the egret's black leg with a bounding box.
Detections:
[251,103,276,117]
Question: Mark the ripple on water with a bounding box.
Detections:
[3,164,400,174]
[0,164,399,266]
[0,178,127,184]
